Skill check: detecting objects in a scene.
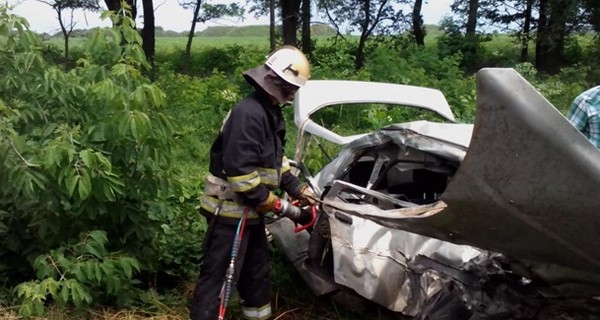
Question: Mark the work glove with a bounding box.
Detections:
[274,198,313,225]
[255,192,279,213]
[296,184,317,207]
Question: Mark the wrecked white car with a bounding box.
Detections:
[266,68,600,319]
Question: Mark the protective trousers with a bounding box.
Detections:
[190,218,272,320]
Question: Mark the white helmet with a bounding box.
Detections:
[265,45,310,87]
[242,46,310,104]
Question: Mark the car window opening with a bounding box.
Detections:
[334,144,459,207]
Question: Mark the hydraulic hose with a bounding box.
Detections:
[218,208,248,320]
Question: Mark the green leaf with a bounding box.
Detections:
[88,230,108,246]
[94,264,102,284]
[78,170,92,200]
[19,302,33,317]
[65,173,79,197]
[120,259,132,278]
[70,282,86,308]
[66,147,76,164]
[41,278,59,297]
[79,149,94,167]
[103,183,116,201]
[130,113,138,140]
[117,111,131,136]
[83,262,95,280]
[105,174,125,196]
[58,283,69,305]
[83,244,102,259]
[74,282,92,304]
[96,153,112,171]
[33,300,44,316]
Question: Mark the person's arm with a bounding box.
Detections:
[221,104,271,208]
[567,95,589,131]
[279,156,303,197]
[587,113,600,148]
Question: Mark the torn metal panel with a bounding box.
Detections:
[326,202,492,315]
[383,121,473,153]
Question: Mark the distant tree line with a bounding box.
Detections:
[41,25,336,39]
[36,0,600,74]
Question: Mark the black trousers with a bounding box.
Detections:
[189,217,271,320]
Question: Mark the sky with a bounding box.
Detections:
[5,0,453,34]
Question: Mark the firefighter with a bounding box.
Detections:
[189,46,316,320]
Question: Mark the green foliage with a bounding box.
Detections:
[197,24,337,37]
[0,6,184,315]
[317,0,408,37]
[365,43,477,123]
[195,2,244,24]
[15,231,141,316]
[49,0,101,11]
[151,206,206,280]
[514,62,590,113]
[198,25,267,37]
[311,40,371,80]
[155,72,241,187]
[436,17,491,73]
[156,44,266,77]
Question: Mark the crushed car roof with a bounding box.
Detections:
[294,80,458,145]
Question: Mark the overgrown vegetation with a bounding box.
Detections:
[0,7,197,317]
[1,3,599,319]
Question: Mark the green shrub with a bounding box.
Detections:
[0,7,185,316]
[155,44,267,77]
[366,44,476,123]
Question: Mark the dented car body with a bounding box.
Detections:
[266,69,600,318]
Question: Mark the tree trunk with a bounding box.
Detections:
[183,0,202,74]
[270,0,276,51]
[520,0,534,62]
[355,34,367,70]
[412,0,425,46]
[465,0,478,36]
[535,0,571,74]
[355,0,370,70]
[535,0,548,70]
[301,0,311,55]
[281,0,301,46]
[56,8,70,70]
[141,0,155,67]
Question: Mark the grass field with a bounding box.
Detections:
[38,24,447,52]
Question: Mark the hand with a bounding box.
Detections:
[296,185,317,206]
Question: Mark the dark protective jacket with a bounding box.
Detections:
[200,90,302,220]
